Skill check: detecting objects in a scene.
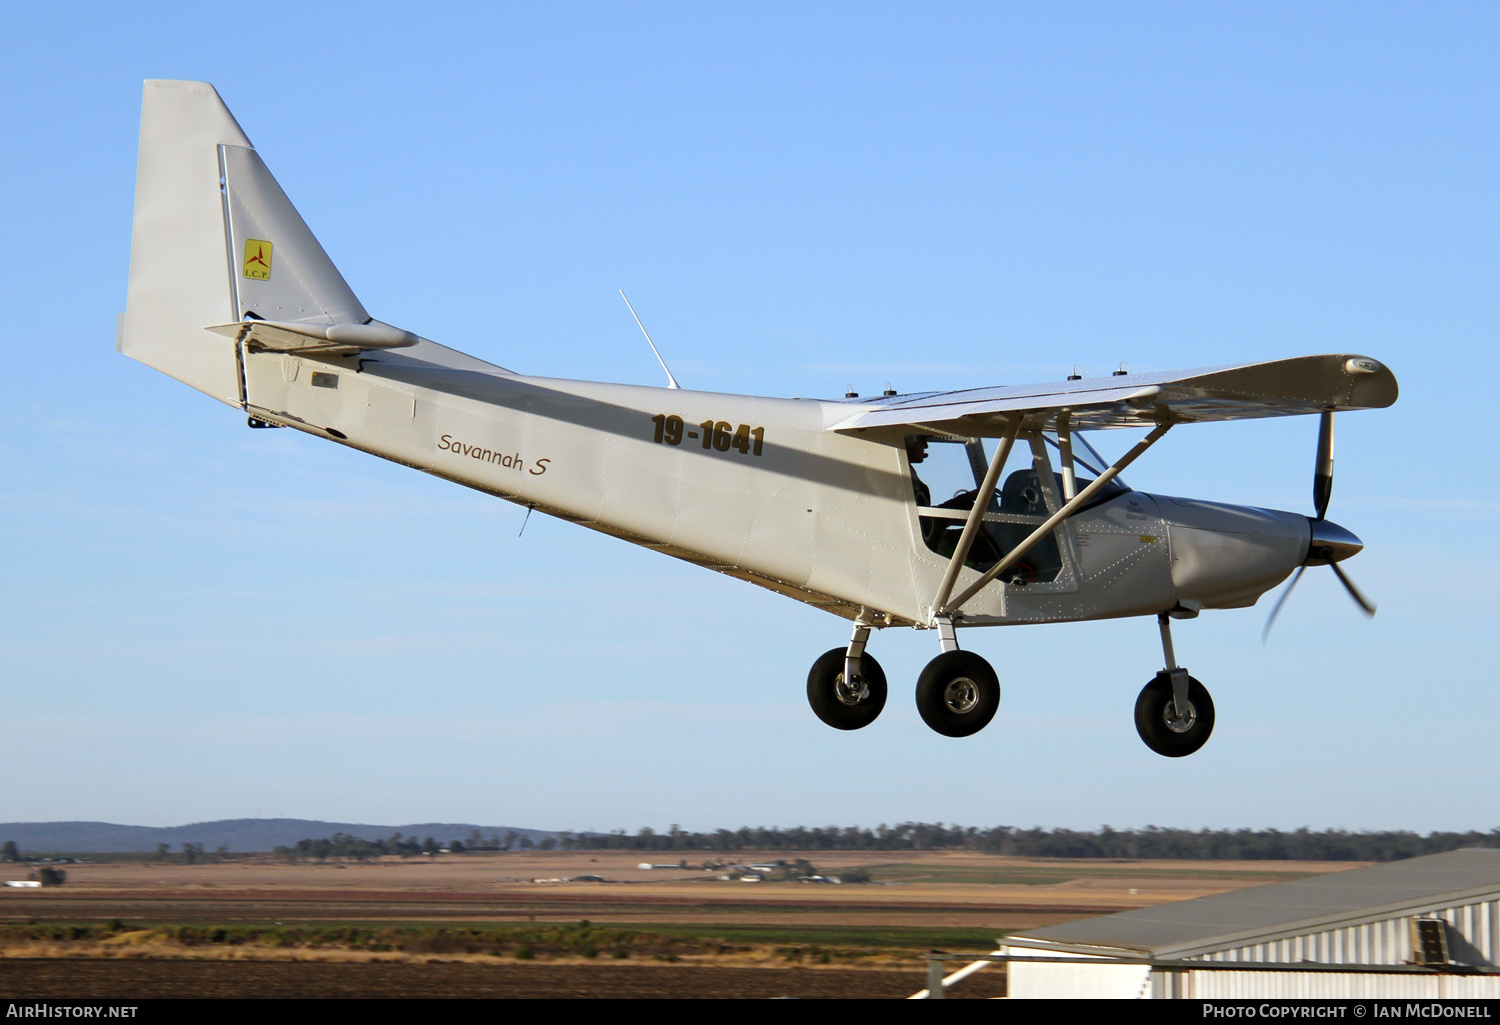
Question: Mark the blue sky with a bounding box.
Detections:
[1,2,1495,834]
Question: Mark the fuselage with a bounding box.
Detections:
[241,340,1308,629]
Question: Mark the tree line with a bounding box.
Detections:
[553,824,1500,862]
[272,830,555,862]
[269,825,1500,862]
[7,826,1498,863]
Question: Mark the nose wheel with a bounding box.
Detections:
[1135,672,1214,757]
[1136,611,1215,757]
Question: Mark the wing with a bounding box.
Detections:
[829,354,1397,437]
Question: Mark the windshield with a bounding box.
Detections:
[1043,430,1128,498]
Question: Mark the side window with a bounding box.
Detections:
[905,434,1063,585]
[990,467,1063,583]
[904,436,982,510]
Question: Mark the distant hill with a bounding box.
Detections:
[0,819,557,854]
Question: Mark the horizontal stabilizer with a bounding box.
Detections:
[831,355,1398,437]
[205,319,419,356]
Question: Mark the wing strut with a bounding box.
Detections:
[1057,410,1076,499]
[941,421,1174,616]
[930,414,1022,613]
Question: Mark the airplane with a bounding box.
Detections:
[120,81,1398,758]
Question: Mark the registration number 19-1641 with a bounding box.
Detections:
[650,414,765,456]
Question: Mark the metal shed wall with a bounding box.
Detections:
[1001,852,1500,998]
[1198,898,1499,966]
[1005,959,1151,999]
[1005,897,1500,999]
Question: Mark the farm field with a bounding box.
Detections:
[1,849,1351,932]
[0,852,1363,997]
[0,959,1004,999]
[2,846,1362,936]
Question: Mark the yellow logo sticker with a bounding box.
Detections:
[242,239,273,281]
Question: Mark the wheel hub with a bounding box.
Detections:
[834,673,869,706]
[942,677,980,714]
[1164,700,1197,733]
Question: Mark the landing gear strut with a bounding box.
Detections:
[806,625,887,730]
[914,616,1000,738]
[1135,612,1214,757]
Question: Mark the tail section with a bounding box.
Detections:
[121,81,368,405]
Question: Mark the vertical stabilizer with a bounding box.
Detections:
[122,81,368,406]
[122,81,249,404]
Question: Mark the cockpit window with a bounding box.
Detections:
[906,435,1065,585]
[903,436,980,510]
[904,430,1133,585]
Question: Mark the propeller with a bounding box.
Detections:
[1262,411,1376,641]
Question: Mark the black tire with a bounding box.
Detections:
[1134,672,1215,757]
[806,648,888,730]
[915,651,1000,738]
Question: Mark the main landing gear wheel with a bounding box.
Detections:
[915,651,1000,738]
[806,648,888,730]
[1134,673,1215,757]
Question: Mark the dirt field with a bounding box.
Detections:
[1,850,1352,933]
[0,958,1006,999]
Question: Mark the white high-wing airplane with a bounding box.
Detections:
[121,82,1397,757]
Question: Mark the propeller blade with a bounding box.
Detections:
[1313,410,1334,520]
[1328,561,1376,617]
[1262,565,1306,643]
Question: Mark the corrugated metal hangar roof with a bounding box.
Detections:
[1010,848,1500,959]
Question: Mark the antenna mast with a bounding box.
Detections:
[619,290,681,390]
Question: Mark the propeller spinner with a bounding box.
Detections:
[1263,411,1377,641]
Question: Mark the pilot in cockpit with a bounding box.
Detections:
[906,436,945,549]
[905,435,931,508]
